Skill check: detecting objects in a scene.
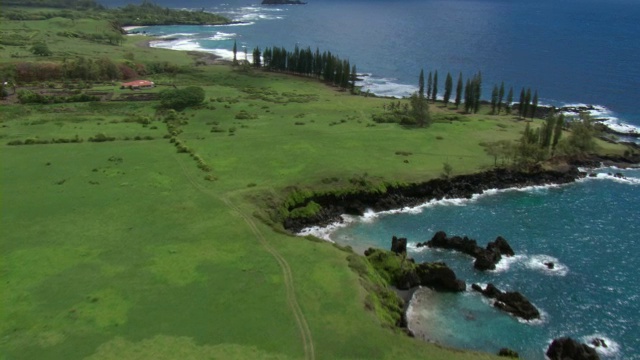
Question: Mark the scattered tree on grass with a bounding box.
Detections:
[491,85,499,114]
[427,71,433,100]
[551,113,564,154]
[530,90,539,119]
[431,71,438,103]
[498,81,505,113]
[443,72,453,105]
[30,42,52,56]
[506,87,513,114]
[410,92,431,127]
[455,72,463,109]
[232,40,237,64]
[252,47,261,68]
[418,69,425,97]
[557,113,598,156]
[159,86,205,111]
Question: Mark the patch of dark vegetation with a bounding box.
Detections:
[321,177,340,184]
[17,90,99,104]
[294,122,305,125]
[7,135,83,145]
[88,133,115,142]
[235,110,258,120]
[395,151,412,156]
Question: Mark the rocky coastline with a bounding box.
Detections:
[284,153,640,234]
[284,166,584,233]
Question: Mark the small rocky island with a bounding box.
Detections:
[261,0,306,4]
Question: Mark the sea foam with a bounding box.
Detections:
[582,334,621,357]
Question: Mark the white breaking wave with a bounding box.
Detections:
[582,334,621,357]
[158,32,196,38]
[493,254,527,273]
[206,31,236,41]
[561,103,640,135]
[525,255,569,276]
[579,172,640,185]
[295,183,564,241]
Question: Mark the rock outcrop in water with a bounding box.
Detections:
[546,337,600,360]
[419,231,515,271]
[471,283,541,320]
[364,239,466,292]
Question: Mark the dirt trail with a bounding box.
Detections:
[174,155,315,360]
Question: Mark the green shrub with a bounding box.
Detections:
[159,86,205,111]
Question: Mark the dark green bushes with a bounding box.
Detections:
[159,86,205,111]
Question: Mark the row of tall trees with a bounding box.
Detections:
[250,45,356,91]
[421,69,540,117]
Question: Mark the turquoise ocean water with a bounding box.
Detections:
[130,1,640,357]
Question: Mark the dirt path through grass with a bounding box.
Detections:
[174,155,315,360]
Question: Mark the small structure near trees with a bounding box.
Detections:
[120,80,154,90]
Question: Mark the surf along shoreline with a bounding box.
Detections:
[283,156,638,235]
[283,155,640,350]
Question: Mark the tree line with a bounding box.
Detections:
[242,44,356,91]
[420,69,539,117]
[2,57,182,84]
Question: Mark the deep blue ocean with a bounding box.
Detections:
[128,1,640,358]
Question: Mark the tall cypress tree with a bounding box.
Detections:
[427,71,433,100]
[551,114,565,155]
[506,87,513,114]
[531,90,539,119]
[464,79,472,113]
[518,88,526,117]
[350,64,357,93]
[252,47,261,67]
[419,69,425,98]
[473,72,481,113]
[523,88,532,119]
[491,85,499,114]
[444,72,453,105]
[455,72,463,109]
[232,40,237,64]
[431,71,438,103]
[498,81,505,114]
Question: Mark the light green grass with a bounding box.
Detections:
[1,13,630,360]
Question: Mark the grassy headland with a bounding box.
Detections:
[0,4,632,360]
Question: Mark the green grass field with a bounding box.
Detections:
[0,13,628,360]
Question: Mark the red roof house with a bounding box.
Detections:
[121,80,155,89]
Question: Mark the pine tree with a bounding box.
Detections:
[427,72,433,100]
[252,47,261,68]
[506,87,513,114]
[491,85,499,114]
[498,81,505,114]
[540,111,556,149]
[444,72,453,106]
[551,114,565,155]
[431,71,438,103]
[518,88,526,117]
[350,64,357,93]
[473,72,481,113]
[531,90,539,119]
[232,40,237,64]
[464,79,472,113]
[455,72,463,109]
[524,88,532,119]
[419,69,425,98]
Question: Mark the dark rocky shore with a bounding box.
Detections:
[284,166,583,233]
[284,153,640,233]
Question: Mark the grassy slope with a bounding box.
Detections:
[0,16,627,360]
